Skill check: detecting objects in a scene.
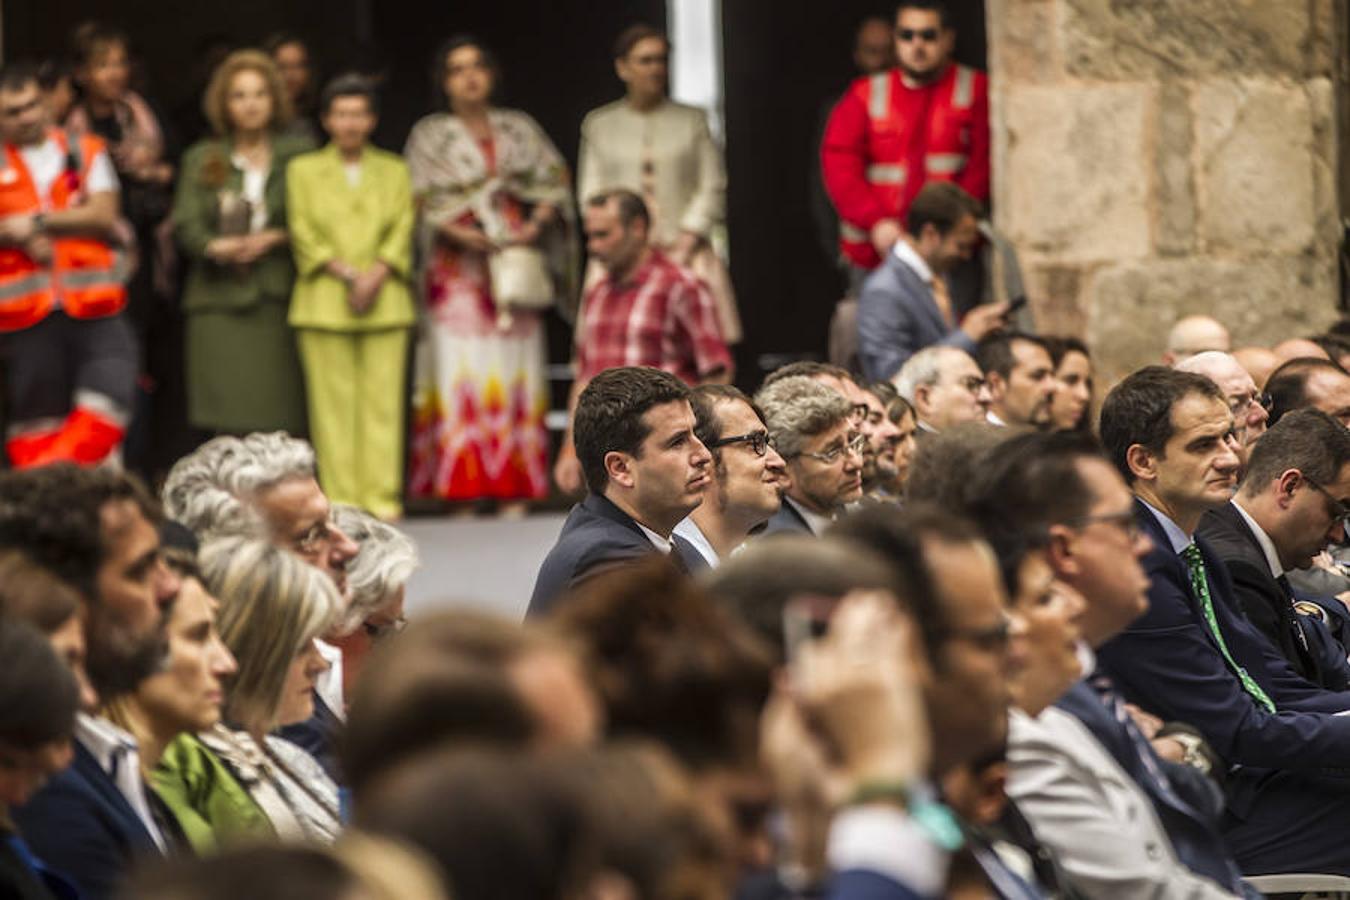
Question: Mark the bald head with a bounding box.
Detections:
[1175,351,1268,459]
[1163,315,1230,365]
[1273,338,1331,364]
[1232,346,1280,389]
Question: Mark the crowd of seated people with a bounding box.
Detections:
[9,0,1350,895]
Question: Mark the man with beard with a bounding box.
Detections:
[675,385,787,566]
[0,464,180,898]
[975,332,1056,430]
[755,376,863,536]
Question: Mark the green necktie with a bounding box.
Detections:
[1181,543,1276,713]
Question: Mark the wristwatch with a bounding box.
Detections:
[1166,730,1212,776]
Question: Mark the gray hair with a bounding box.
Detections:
[753,376,851,460]
[161,432,317,542]
[200,536,341,732]
[1174,350,1244,381]
[333,505,420,631]
[894,346,966,403]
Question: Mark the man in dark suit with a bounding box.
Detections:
[964,430,1253,896]
[754,376,863,537]
[0,466,182,898]
[1097,366,1350,877]
[1198,409,1350,689]
[530,367,712,615]
[856,181,1008,382]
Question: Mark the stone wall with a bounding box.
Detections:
[986,0,1347,382]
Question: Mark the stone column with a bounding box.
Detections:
[987,0,1347,381]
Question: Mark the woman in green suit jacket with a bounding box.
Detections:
[174,49,314,435]
[287,75,415,519]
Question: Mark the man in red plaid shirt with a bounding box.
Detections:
[554,189,732,493]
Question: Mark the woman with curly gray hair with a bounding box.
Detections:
[329,505,420,691]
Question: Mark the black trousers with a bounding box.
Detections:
[0,309,137,432]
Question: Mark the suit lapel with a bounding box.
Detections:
[71,742,158,853]
[893,256,950,336]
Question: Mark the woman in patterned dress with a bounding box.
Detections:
[404,36,575,506]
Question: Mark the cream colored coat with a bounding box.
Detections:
[576,98,725,243]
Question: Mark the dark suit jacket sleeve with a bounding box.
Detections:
[14,776,133,900]
[1306,615,1350,691]
[827,870,927,900]
[1097,542,1350,771]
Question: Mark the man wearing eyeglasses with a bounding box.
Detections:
[755,376,864,536]
[1174,351,1269,472]
[674,385,788,566]
[1098,367,1350,878]
[821,0,989,277]
[1196,409,1350,689]
[894,345,992,437]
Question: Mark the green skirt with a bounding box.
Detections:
[186,300,307,435]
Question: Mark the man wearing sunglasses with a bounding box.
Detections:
[755,376,864,536]
[675,385,787,566]
[821,0,989,277]
[1197,409,1350,688]
[1099,367,1350,878]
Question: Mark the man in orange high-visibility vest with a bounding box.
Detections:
[821,0,990,281]
[0,62,133,468]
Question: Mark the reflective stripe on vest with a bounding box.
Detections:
[865,163,907,185]
[952,66,975,109]
[868,72,890,121]
[0,271,49,302]
[61,250,128,289]
[925,153,968,175]
[840,222,869,242]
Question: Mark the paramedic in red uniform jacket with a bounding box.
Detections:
[821,0,990,288]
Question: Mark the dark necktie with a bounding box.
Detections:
[1276,574,1311,652]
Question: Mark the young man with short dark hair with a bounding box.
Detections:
[531,366,713,614]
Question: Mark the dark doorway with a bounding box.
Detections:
[5,0,987,386]
[720,0,986,383]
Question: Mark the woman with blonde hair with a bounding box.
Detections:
[103,549,268,854]
[162,536,343,844]
[173,49,314,436]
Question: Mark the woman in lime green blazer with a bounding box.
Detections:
[287,75,415,519]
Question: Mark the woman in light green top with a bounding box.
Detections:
[286,74,415,519]
[104,551,271,853]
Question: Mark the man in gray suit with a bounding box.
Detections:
[754,376,862,536]
[857,182,1009,381]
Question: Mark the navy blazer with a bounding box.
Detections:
[1056,681,1246,894]
[1096,502,1350,808]
[1196,502,1350,689]
[13,741,163,900]
[528,494,707,616]
[826,870,925,900]
[856,251,975,382]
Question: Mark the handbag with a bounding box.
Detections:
[488,245,554,311]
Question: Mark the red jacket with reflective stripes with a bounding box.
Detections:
[821,62,990,269]
[0,128,126,332]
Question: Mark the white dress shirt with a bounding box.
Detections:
[75,713,167,852]
[673,517,719,567]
